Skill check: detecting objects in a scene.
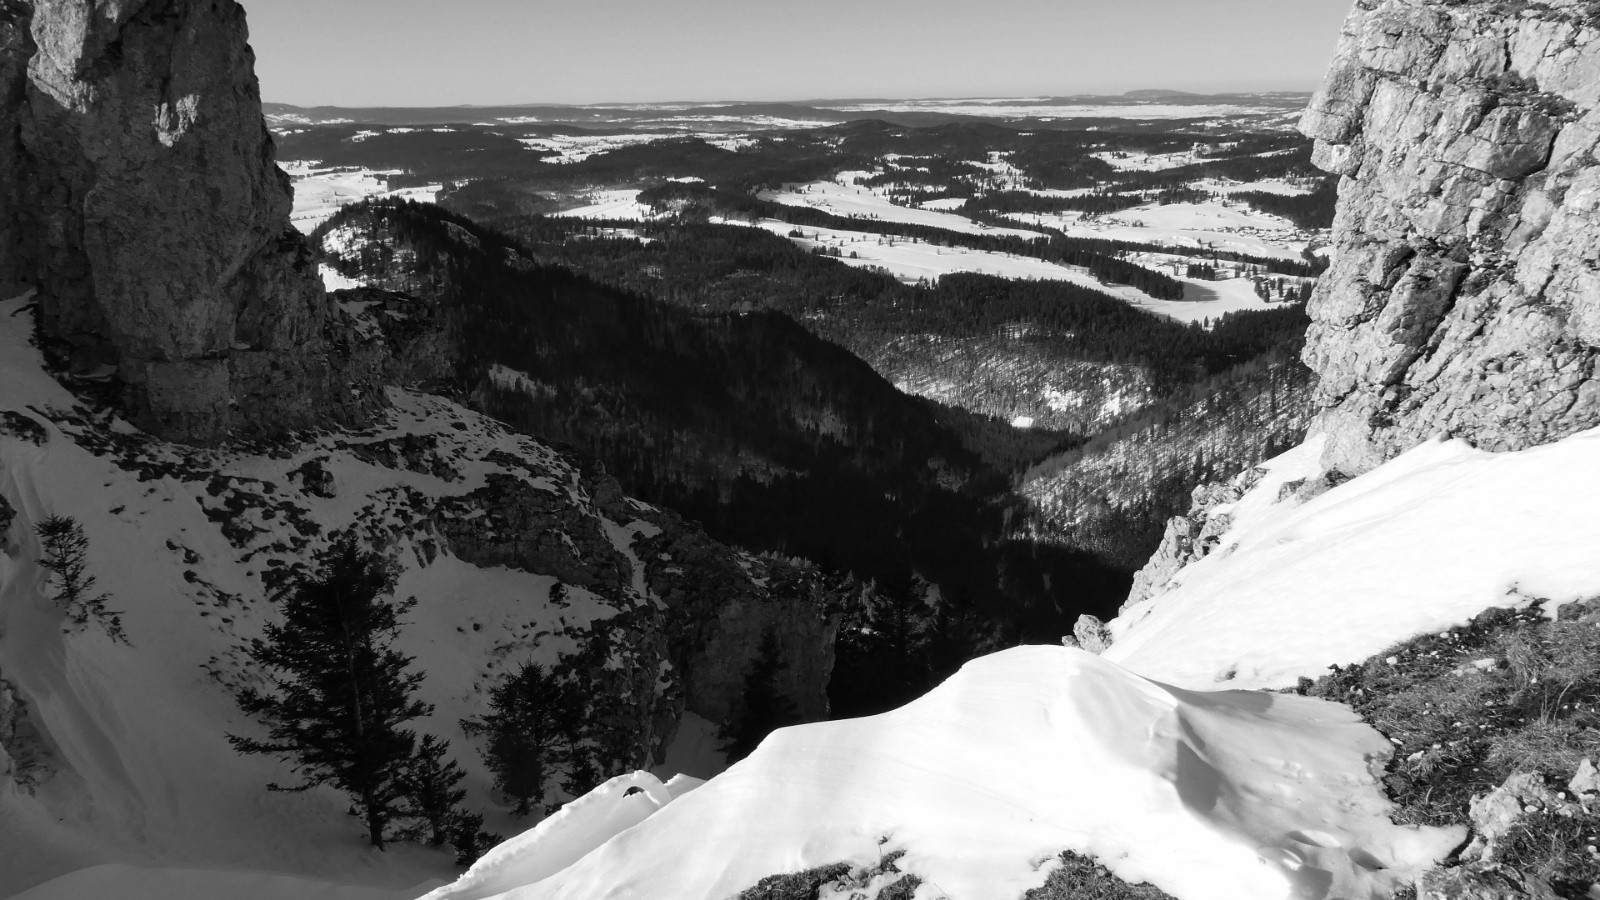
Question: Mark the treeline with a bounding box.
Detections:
[492,213,1310,396]
[631,180,1324,280]
[1108,144,1323,192]
[1020,356,1315,569]
[635,181,1188,297]
[320,199,1133,643]
[1232,178,1339,230]
[966,186,1211,218]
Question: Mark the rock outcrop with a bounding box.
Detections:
[1124,466,1266,609]
[0,0,368,443]
[1301,0,1600,474]
[437,460,838,727]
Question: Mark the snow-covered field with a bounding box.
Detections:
[1093,149,1203,172]
[1201,177,1318,197]
[515,133,683,163]
[1105,429,1600,690]
[286,163,440,234]
[740,219,1283,324]
[760,176,1041,238]
[554,189,654,221]
[750,219,1114,284]
[1011,199,1315,262]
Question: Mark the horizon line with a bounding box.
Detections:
[262,89,1318,111]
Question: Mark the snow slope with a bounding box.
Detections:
[421,646,1456,900]
[0,293,722,897]
[416,417,1600,900]
[1105,429,1600,689]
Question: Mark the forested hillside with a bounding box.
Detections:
[318,200,1129,658]
[1021,358,1313,570]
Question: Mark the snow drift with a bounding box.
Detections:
[422,646,1456,900]
[1107,429,1600,690]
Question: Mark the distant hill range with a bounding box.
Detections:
[262,93,1312,130]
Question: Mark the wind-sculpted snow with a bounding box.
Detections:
[1113,428,1600,689]
[421,772,702,900]
[425,646,1457,900]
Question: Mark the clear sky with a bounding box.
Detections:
[249,0,1354,107]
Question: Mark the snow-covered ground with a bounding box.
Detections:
[1092,149,1203,172]
[408,421,1600,900]
[750,219,1114,284]
[286,163,440,234]
[553,189,655,221]
[1140,277,1283,324]
[1201,177,1318,197]
[515,133,684,163]
[740,219,1283,324]
[421,646,1458,900]
[760,177,1041,238]
[0,293,703,899]
[1011,199,1315,262]
[1105,429,1600,690]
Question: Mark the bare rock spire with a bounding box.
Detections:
[0,0,373,443]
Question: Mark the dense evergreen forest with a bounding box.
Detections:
[479,214,1310,400]
[458,210,1315,577]
[317,201,1130,676]
[286,117,1333,236]
[289,112,1330,715]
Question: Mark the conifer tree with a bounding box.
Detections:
[397,734,469,847]
[464,662,579,817]
[718,629,801,762]
[35,515,123,642]
[229,536,429,849]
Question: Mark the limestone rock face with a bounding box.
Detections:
[1302,0,1600,474]
[1125,467,1265,610]
[0,0,369,443]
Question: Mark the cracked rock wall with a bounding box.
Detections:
[0,0,369,443]
[1301,0,1600,474]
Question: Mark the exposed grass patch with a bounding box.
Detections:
[1022,851,1176,900]
[1309,598,1600,897]
[732,862,852,900]
[733,848,920,900]
[1497,805,1600,895]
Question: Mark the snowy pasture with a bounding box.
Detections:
[1010,198,1315,262]
[742,219,1284,324]
[286,162,440,234]
[759,176,1041,238]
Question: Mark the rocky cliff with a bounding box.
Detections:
[1125,0,1600,616]
[0,0,366,444]
[1300,0,1600,475]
